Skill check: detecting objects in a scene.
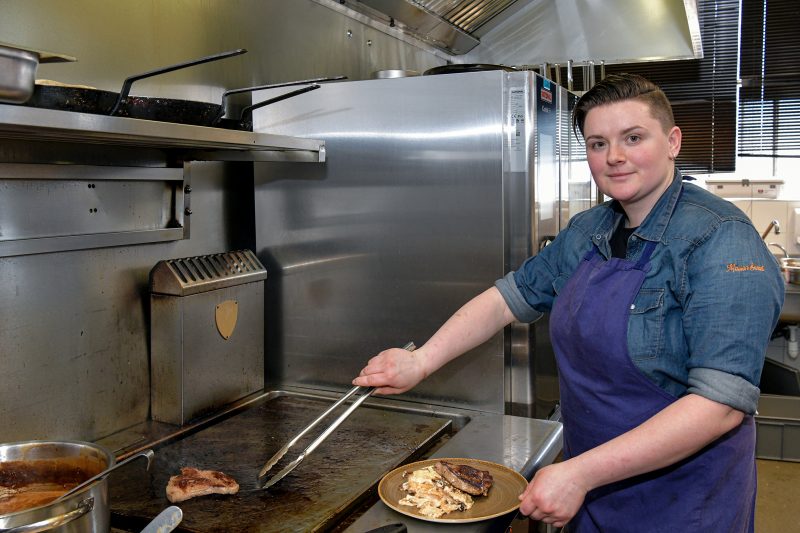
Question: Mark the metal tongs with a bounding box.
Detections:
[257,341,416,489]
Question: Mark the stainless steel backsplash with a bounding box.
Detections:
[0,0,443,441]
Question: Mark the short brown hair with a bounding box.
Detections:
[572,73,675,137]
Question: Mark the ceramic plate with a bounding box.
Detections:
[378,457,528,524]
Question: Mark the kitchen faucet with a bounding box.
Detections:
[768,242,789,258]
[761,219,781,239]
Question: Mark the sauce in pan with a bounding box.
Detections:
[0,486,71,514]
[0,458,100,515]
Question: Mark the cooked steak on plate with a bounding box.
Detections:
[399,466,474,518]
[433,461,493,496]
[165,467,239,503]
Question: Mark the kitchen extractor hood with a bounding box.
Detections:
[324,0,703,65]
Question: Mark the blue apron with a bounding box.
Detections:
[549,240,756,532]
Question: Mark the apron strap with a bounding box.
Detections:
[582,246,598,261]
[634,240,658,269]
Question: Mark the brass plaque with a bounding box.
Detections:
[215,300,238,340]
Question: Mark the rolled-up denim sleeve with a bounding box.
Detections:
[495,272,543,323]
[687,368,760,414]
[683,219,784,414]
[494,230,570,323]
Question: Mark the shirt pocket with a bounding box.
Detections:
[627,288,665,361]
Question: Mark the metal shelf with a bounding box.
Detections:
[0,104,325,162]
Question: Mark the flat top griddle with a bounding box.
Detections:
[109,394,451,532]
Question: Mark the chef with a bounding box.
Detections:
[353,73,784,531]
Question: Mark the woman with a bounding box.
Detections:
[352,73,784,531]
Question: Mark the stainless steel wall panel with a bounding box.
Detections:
[0,161,178,242]
[254,73,508,413]
[0,1,444,106]
[0,164,252,440]
[0,164,186,257]
[0,0,442,441]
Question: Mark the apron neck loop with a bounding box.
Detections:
[634,240,657,269]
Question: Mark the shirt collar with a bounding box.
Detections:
[606,168,685,244]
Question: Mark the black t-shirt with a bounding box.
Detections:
[610,224,637,259]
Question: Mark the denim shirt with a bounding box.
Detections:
[496,171,785,414]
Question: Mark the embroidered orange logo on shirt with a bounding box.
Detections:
[727,263,765,272]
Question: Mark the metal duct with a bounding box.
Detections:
[414,0,519,34]
[335,0,702,65]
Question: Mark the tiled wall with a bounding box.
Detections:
[732,199,800,256]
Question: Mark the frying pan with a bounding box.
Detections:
[424,64,517,75]
[184,75,346,130]
[25,71,344,130]
[111,76,346,130]
[21,48,249,123]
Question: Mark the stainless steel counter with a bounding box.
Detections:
[344,413,562,533]
[99,388,562,532]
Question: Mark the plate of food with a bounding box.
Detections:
[378,457,528,523]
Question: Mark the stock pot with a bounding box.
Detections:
[0,440,113,533]
[782,258,800,285]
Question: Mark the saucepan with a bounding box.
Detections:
[0,440,152,533]
[782,258,800,285]
[0,440,113,533]
[0,42,75,104]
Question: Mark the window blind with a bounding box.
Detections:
[604,0,739,174]
[739,0,800,158]
[558,0,739,174]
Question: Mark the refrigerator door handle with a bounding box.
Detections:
[539,235,556,252]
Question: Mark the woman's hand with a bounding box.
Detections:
[352,347,429,395]
[352,288,516,395]
[518,460,588,528]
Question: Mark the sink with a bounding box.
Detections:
[781,283,800,323]
[777,256,800,323]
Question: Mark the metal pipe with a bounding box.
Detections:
[761,219,781,239]
[553,63,562,86]
[539,63,549,80]
[585,60,595,91]
[567,60,573,91]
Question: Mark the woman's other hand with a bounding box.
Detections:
[518,461,587,528]
[352,346,429,395]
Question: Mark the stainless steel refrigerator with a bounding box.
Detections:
[252,70,595,418]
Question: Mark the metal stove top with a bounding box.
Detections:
[108,392,451,532]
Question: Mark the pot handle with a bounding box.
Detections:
[109,48,248,115]
[0,498,93,533]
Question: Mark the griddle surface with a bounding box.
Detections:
[109,394,451,532]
